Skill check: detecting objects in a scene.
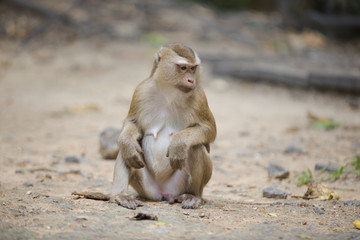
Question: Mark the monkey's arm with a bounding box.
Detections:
[118,88,145,169]
[167,91,216,170]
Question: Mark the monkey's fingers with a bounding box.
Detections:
[128,153,145,169]
[134,142,144,154]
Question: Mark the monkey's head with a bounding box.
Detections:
[152,44,201,94]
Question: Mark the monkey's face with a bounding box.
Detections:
[175,64,198,93]
[155,45,201,94]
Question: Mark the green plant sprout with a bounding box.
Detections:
[352,155,360,170]
[296,169,314,186]
[330,166,344,182]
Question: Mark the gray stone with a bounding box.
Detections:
[313,206,325,214]
[314,162,339,173]
[284,144,308,154]
[99,127,121,159]
[267,163,290,179]
[65,156,83,164]
[15,169,25,174]
[262,186,288,199]
[344,200,360,207]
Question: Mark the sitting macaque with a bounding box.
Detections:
[111,44,216,209]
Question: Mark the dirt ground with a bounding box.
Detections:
[0,39,360,239]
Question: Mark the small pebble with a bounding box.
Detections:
[313,206,325,214]
[263,187,288,199]
[23,183,33,187]
[315,163,339,173]
[344,200,360,207]
[267,163,290,179]
[284,145,307,154]
[65,156,83,164]
[99,127,121,159]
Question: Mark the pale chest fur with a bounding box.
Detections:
[137,84,195,180]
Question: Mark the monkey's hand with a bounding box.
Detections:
[166,137,189,170]
[110,194,144,210]
[118,136,145,169]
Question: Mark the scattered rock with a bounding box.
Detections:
[314,163,339,173]
[75,217,88,222]
[284,144,308,154]
[23,183,33,187]
[267,163,290,179]
[344,200,360,207]
[45,174,52,179]
[262,186,288,199]
[65,156,84,164]
[313,206,325,214]
[51,197,63,203]
[15,169,25,174]
[99,127,121,159]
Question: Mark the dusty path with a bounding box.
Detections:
[0,41,359,239]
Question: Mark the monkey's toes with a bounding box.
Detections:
[181,197,202,209]
[114,195,143,210]
[169,194,202,209]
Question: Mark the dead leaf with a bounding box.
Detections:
[354,220,360,230]
[307,111,340,130]
[66,103,100,114]
[298,234,312,239]
[72,191,110,201]
[267,213,277,217]
[155,222,166,226]
[303,183,340,201]
[131,212,158,221]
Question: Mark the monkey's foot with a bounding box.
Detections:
[112,194,144,210]
[169,194,203,209]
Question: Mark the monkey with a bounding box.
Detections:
[110,43,216,210]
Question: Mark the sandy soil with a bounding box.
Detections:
[0,41,359,239]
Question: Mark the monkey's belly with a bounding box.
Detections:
[142,129,173,181]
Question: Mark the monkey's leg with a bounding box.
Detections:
[110,154,144,210]
[130,168,163,201]
[170,145,212,209]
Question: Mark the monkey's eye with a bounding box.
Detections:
[191,66,197,71]
[179,65,187,71]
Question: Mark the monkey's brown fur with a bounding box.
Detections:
[111,44,216,209]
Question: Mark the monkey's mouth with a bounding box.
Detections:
[177,85,193,93]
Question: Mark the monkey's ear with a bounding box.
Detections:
[205,143,210,153]
[154,48,163,64]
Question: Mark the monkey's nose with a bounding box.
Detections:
[188,79,194,84]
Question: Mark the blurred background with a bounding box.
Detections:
[1,1,360,237]
[1,0,360,92]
